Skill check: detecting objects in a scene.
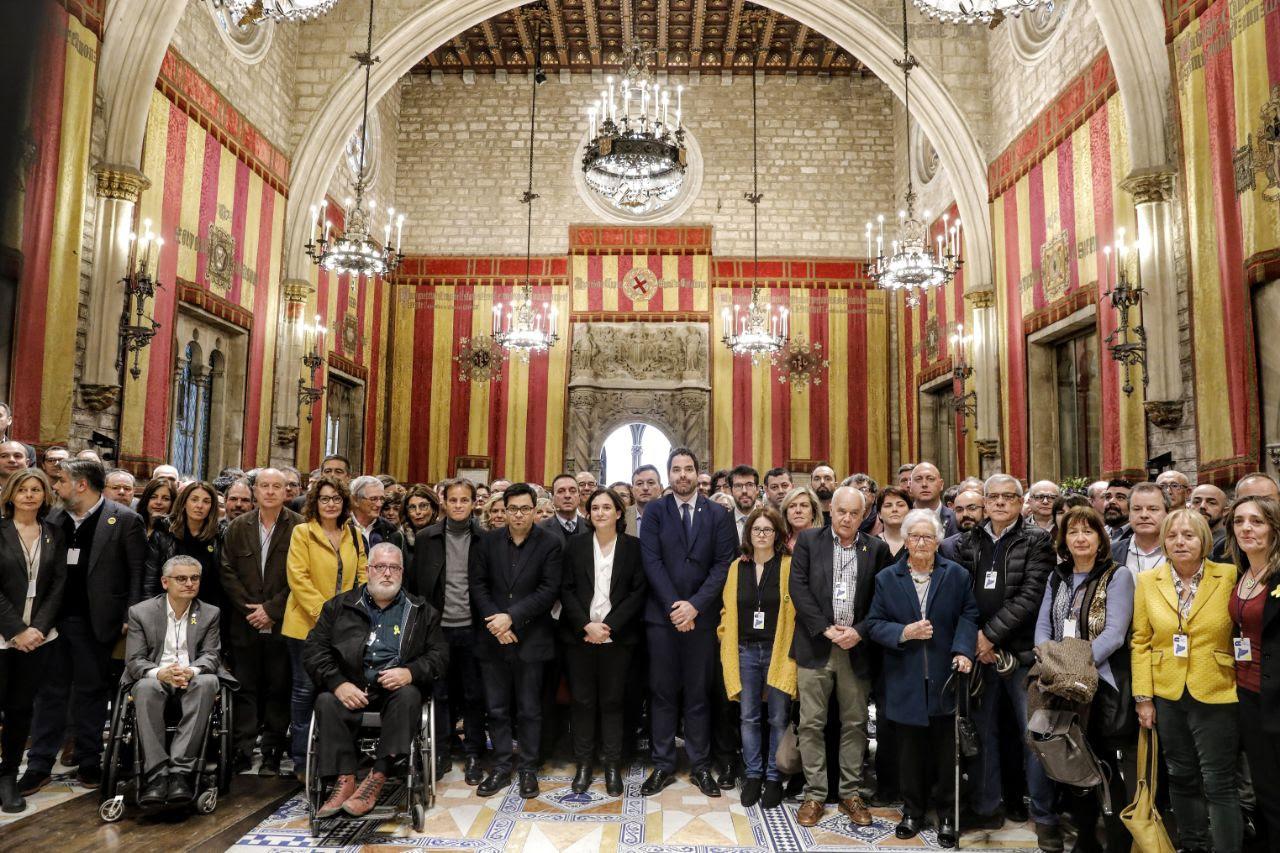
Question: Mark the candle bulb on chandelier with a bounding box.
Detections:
[661,90,669,129]
[324,220,333,244]
[1102,245,1112,293]
[676,85,683,128]
[396,214,404,251]
[588,105,596,139]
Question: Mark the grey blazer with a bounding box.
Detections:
[123,596,237,687]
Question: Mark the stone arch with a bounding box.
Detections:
[592,418,678,474]
[282,0,996,292]
[1090,0,1172,175]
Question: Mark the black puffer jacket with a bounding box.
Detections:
[949,517,1053,665]
[144,521,225,613]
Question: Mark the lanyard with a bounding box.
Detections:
[752,557,775,615]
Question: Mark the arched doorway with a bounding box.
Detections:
[600,422,672,487]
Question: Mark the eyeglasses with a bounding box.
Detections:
[1029,494,1057,502]
[363,495,386,504]
[317,494,343,505]
[168,574,201,585]
[750,526,776,536]
[368,564,403,577]
[908,534,937,544]
[985,492,1020,503]
[731,482,757,491]
[505,505,535,515]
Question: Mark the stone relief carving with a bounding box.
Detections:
[570,322,708,383]
[565,322,711,472]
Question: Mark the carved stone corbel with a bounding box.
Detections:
[1144,399,1184,430]
[79,383,121,413]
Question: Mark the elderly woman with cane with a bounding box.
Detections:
[865,508,978,848]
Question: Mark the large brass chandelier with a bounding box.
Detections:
[494,7,559,360]
[912,0,1055,24]
[215,0,340,25]
[721,10,787,364]
[868,0,961,304]
[581,37,688,214]
[305,0,405,279]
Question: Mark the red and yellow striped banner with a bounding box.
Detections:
[990,89,1145,480]
[126,87,285,467]
[710,260,889,483]
[1172,0,1277,483]
[384,262,570,484]
[12,6,97,448]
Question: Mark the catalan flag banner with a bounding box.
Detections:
[895,206,977,479]
[710,261,890,484]
[126,85,285,468]
[988,54,1146,481]
[12,6,97,448]
[1170,0,1279,483]
[569,224,711,316]
[385,257,571,485]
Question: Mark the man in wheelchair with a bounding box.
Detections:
[124,554,234,807]
[304,543,447,818]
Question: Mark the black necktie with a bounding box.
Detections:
[682,503,693,538]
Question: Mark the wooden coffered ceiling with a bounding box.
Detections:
[414,0,868,77]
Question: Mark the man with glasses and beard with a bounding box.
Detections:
[1101,479,1133,541]
[940,487,985,562]
[306,543,447,818]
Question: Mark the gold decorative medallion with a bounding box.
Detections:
[622,266,658,303]
[1040,230,1070,304]
[206,224,235,292]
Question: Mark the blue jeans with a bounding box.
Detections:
[1155,694,1241,853]
[737,640,791,781]
[969,663,1056,825]
[287,637,317,769]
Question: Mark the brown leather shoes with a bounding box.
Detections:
[315,774,356,818]
[796,799,825,826]
[343,771,388,817]
[839,795,873,826]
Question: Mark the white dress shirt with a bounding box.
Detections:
[146,599,199,679]
[589,535,616,642]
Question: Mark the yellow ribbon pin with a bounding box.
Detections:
[393,625,400,635]
[107,517,117,525]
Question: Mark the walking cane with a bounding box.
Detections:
[954,667,963,851]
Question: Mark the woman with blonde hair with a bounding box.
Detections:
[282,475,368,778]
[780,486,822,551]
[1131,507,1240,853]
[719,505,797,809]
[1225,495,1280,851]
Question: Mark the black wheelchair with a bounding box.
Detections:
[97,678,235,822]
[303,697,437,835]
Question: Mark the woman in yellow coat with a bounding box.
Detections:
[1130,508,1240,853]
[282,476,368,775]
[720,505,797,810]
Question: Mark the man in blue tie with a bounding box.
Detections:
[638,447,737,797]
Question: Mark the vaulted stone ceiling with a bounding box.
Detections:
[414,0,868,77]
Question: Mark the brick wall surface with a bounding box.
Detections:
[394,72,896,257]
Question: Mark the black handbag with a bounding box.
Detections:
[1092,665,1136,742]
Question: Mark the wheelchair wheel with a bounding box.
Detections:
[412,802,427,832]
[195,788,218,814]
[216,687,234,795]
[99,795,125,823]
[100,688,131,805]
[305,713,323,838]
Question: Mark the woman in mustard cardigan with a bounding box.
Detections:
[1131,508,1240,853]
[720,505,797,810]
[282,475,368,777]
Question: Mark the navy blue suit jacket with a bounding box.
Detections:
[638,493,737,629]
[864,556,979,727]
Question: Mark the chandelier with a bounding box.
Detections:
[868,0,961,305]
[581,39,688,214]
[495,7,559,361]
[305,0,405,278]
[215,0,340,26]
[721,11,787,363]
[911,0,1054,24]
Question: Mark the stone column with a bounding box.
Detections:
[1121,168,1183,430]
[79,164,150,414]
[965,286,1001,475]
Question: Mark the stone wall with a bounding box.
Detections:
[169,2,300,153]
[394,71,896,257]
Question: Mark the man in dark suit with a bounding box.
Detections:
[637,447,737,797]
[468,482,562,799]
[124,555,234,806]
[20,458,148,794]
[538,473,586,543]
[220,467,300,775]
[789,486,891,828]
[908,462,959,539]
[407,477,487,782]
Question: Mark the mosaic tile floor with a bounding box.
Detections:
[228,762,1041,852]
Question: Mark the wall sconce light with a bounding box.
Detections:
[297,314,326,421]
[1102,229,1149,396]
[949,322,978,434]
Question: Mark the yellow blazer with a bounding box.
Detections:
[1130,559,1238,705]
[282,520,368,640]
[719,556,798,701]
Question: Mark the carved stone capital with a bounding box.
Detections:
[1267,442,1280,472]
[964,288,995,309]
[79,383,121,413]
[282,278,314,305]
[274,425,299,447]
[1144,399,1185,430]
[975,438,1000,459]
[92,163,150,203]
[1121,168,1176,206]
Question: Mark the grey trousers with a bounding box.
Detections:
[131,674,219,778]
[797,647,871,801]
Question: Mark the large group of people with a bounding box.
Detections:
[0,430,1278,853]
